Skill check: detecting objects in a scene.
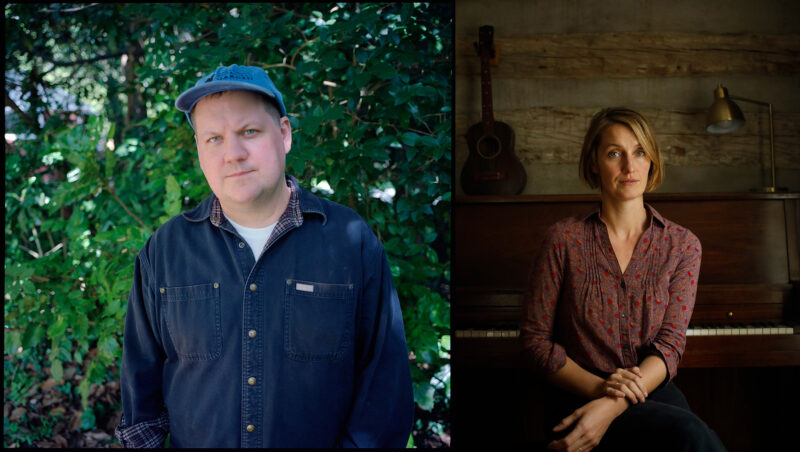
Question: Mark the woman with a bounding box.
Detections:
[519,108,726,452]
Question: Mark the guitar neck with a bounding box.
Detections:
[480,52,495,136]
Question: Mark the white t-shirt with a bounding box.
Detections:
[227,217,277,261]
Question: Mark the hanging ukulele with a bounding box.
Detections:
[461,25,527,195]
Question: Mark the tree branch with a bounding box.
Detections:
[38,3,100,14]
[18,244,40,259]
[261,63,296,71]
[44,50,127,69]
[172,30,216,51]
[31,226,44,257]
[289,36,319,68]
[352,117,437,137]
[101,180,153,233]
[272,5,310,20]
[5,90,39,131]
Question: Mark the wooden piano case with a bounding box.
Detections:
[452,193,800,450]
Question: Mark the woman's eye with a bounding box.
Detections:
[636,149,647,157]
[607,150,619,158]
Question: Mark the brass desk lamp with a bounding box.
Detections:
[706,85,786,192]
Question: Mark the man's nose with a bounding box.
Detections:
[223,135,248,162]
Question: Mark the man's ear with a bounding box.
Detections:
[280,117,292,154]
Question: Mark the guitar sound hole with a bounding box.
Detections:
[476,135,502,159]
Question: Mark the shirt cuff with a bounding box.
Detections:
[648,346,676,388]
[115,411,169,448]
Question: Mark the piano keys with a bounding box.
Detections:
[453,322,800,370]
[685,323,795,336]
[455,324,796,338]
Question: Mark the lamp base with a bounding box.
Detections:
[752,186,788,193]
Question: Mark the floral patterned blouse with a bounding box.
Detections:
[519,203,702,381]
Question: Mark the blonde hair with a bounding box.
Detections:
[578,107,663,192]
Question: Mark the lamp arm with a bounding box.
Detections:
[729,95,771,109]
[730,96,775,189]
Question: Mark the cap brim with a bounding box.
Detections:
[175,81,285,116]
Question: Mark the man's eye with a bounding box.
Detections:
[208,136,221,144]
[244,129,259,136]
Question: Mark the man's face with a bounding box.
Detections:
[192,90,292,214]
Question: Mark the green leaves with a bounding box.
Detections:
[5,2,452,445]
[78,378,91,410]
[164,175,182,217]
[21,324,46,350]
[46,315,68,339]
[51,359,64,382]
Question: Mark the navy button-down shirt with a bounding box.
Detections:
[115,175,414,447]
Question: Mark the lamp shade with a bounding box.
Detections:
[706,85,745,134]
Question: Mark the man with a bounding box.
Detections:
[114,64,414,448]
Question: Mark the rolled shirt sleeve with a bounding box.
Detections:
[117,243,170,448]
[650,232,702,380]
[520,222,569,375]
[114,411,169,448]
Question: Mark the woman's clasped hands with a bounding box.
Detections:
[601,366,648,404]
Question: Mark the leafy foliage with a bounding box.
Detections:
[5,3,451,447]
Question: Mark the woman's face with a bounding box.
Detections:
[593,123,651,201]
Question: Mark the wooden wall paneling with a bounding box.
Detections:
[456,108,800,168]
[456,33,800,79]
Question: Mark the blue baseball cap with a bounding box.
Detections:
[175,64,287,129]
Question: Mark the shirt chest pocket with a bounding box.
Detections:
[161,282,222,361]
[284,279,355,362]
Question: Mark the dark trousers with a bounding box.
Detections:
[544,381,727,451]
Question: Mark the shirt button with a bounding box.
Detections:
[250,283,257,292]
[248,377,256,386]
[239,242,245,248]
[213,282,219,288]
[622,314,627,318]
[246,424,255,433]
[248,329,257,338]
[159,288,165,294]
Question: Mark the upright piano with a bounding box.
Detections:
[452,193,800,450]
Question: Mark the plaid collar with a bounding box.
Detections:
[209,176,303,250]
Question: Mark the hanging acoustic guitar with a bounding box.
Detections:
[461,25,527,195]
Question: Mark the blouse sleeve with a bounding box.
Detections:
[650,232,702,381]
[519,223,568,375]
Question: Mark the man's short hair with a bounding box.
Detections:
[578,107,664,192]
[189,90,283,128]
